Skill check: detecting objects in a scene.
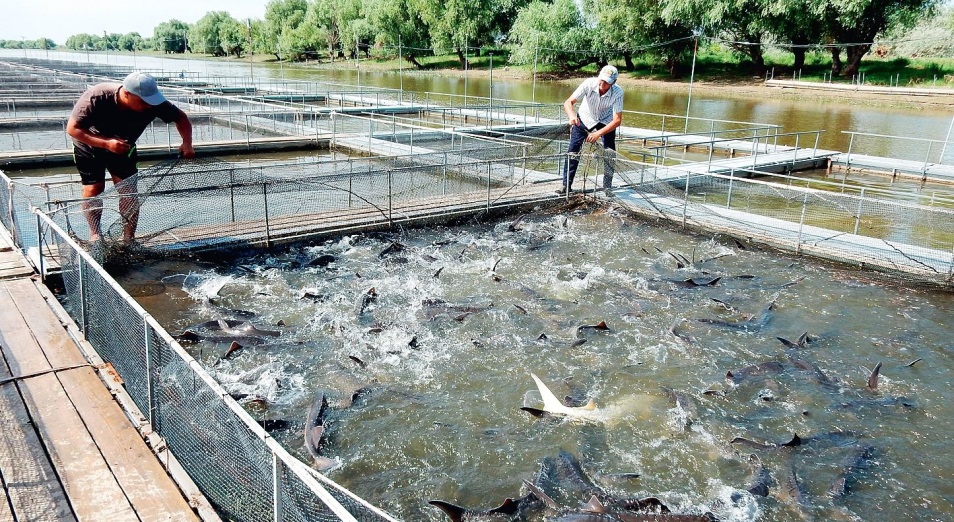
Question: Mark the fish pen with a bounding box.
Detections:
[3,56,954,521]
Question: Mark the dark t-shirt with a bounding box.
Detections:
[69,83,184,153]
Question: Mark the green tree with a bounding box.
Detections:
[117,32,142,52]
[585,0,694,74]
[763,0,822,72]
[819,0,940,77]
[154,19,190,53]
[663,0,771,75]
[65,33,98,51]
[191,11,239,56]
[509,0,600,71]
[410,0,528,67]
[219,18,250,57]
[365,0,431,68]
[35,38,56,50]
[264,0,309,60]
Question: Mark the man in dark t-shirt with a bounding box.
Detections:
[67,71,194,243]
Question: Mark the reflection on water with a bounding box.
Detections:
[123,202,953,521]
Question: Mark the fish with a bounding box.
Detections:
[904,358,922,367]
[668,319,695,344]
[786,354,839,388]
[744,454,772,497]
[576,321,610,338]
[732,431,859,451]
[549,496,717,521]
[776,465,811,516]
[662,387,696,431]
[216,319,281,338]
[355,287,378,316]
[725,361,784,384]
[867,361,882,390]
[777,332,810,349]
[508,214,526,232]
[836,396,917,409]
[378,241,406,258]
[699,299,776,332]
[522,374,598,419]
[307,254,336,267]
[423,298,493,321]
[526,235,555,251]
[679,276,721,287]
[304,392,339,471]
[828,445,875,498]
[428,498,530,522]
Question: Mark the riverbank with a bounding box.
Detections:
[291,56,954,110]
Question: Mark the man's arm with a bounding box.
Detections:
[174,112,195,158]
[66,117,132,155]
[585,112,623,144]
[563,96,579,127]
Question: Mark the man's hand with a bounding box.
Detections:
[569,116,580,127]
[585,132,601,144]
[105,139,133,156]
[179,143,195,159]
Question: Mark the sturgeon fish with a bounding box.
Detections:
[522,374,598,419]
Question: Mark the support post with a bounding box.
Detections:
[853,188,865,235]
[144,320,155,431]
[796,192,809,254]
[684,31,700,134]
[272,452,283,522]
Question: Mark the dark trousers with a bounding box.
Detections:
[563,121,617,189]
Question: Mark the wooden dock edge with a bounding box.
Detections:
[28,276,221,521]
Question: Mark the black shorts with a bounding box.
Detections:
[73,145,138,186]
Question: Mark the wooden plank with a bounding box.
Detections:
[0,350,74,521]
[5,280,200,522]
[0,281,140,521]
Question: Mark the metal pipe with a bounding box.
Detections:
[853,188,865,235]
[795,192,809,254]
[144,320,155,431]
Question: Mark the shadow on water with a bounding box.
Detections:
[122,201,954,522]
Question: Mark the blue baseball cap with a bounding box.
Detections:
[123,72,167,105]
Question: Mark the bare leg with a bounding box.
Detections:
[81,182,106,241]
[114,176,140,242]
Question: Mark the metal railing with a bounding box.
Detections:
[843,130,953,174]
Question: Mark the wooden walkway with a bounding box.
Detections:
[144,179,570,251]
[831,152,954,183]
[0,229,214,521]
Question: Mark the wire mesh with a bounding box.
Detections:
[612,157,954,286]
[42,213,397,521]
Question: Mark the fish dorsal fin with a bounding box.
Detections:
[796,332,809,346]
[581,399,597,411]
[582,495,606,513]
[868,361,883,390]
[780,433,801,447]
[595,321,608,330]
[531,373,567,413]
[522,480,559,510]
[488,498,519,515]
[217,318,230,331]
[427,500,466,522]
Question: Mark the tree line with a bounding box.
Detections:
[45,0,944,78]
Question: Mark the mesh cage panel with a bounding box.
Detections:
[611,156,954,286]
[40,221,398,521]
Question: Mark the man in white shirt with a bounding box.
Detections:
[560,65,624,194]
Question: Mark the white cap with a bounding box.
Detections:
[123,72,167,105]
[597,65,619,84]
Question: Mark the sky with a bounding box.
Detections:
[1,0,267,45]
